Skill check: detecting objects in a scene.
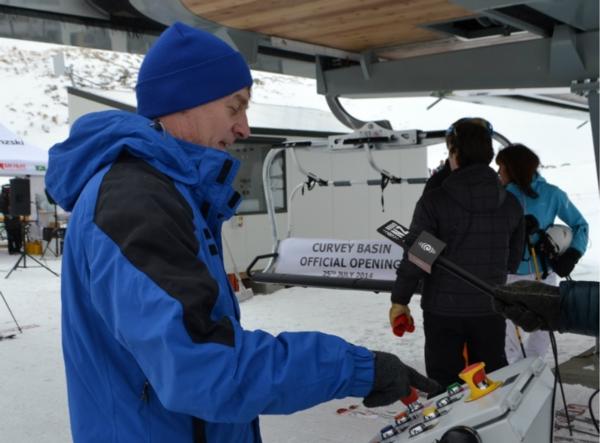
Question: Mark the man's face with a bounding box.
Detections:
[164,88,251,149]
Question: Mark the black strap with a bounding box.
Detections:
[380,174,390,212]
[302,175,328,195]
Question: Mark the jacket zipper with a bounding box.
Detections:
[140,380,150,404]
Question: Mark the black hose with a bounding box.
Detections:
[589,389,599,432]
[550,331,573,438]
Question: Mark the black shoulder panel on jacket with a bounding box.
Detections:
[94,154,234,347]
[193,418,207,443]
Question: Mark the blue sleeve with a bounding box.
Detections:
[559,281,599,336]
[554,188,589,255]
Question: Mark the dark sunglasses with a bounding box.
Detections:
[446,117,494,137]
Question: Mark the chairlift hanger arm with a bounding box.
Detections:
[325,95,392,130]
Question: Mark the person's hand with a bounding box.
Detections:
[550,247,581,277]
[363,351,441,408]
[493,280,561,332]
[389,304,414,336]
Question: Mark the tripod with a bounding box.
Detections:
[5,221,59,279]
[41,203,61,259]
[0,289,22,339]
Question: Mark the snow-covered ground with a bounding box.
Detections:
[0,254,596,442]
[0,37,598,442]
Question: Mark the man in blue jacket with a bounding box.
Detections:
[46,22,439,443]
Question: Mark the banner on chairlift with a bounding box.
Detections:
[274,238,403,280]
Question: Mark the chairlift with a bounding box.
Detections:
[247,122,511,292]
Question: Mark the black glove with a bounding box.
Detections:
[550,247,581,277]
[493,280,561,332]
[364,351,441,408]
[524,214,540,237]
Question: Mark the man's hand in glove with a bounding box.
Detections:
[389,304,414,337]
[550,247,581,277]
[493,280,561,332]
[364,351,441,408]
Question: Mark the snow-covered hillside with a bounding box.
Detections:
[0,38,141,149]
[0,37,325,150]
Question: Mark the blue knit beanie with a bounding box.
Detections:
[136,22,253,119]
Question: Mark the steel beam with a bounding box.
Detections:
[0,11,156,52]
[0,0,106,19]
[319,31,598,98]
[452,0,598,32]
[530,1,598,32]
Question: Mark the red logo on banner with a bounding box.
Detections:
[0,162,26,170]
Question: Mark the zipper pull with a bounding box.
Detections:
[140,380,150,403]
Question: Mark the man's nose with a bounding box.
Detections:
[234,114,251,140]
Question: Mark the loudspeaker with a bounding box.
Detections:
[9,178,30,216]
[0,185,9,214]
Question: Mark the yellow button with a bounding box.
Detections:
[423,406,437,416]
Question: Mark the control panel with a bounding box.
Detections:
[368,357,553,443]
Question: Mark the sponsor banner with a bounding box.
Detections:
[0,162,46,175]
[0,139,24,146]
[274,238,403,280]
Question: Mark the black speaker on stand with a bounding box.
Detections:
[9,178,31,218]
[5,179,58,279]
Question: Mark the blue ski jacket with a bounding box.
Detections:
[46,111,374,443]
[506,174,588,275]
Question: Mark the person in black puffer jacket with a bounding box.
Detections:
[390,117,525,390]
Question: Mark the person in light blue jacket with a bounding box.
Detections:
[45,22,438,443]
[495,143,589,363]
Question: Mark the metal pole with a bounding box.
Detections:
[587,90,599,190]
[0,290,22,333]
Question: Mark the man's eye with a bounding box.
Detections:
[229,106,240,113]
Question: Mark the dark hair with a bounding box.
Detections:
[446,118,494,168]
[495,143,540,198]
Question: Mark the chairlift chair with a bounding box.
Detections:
[247,122,511,292]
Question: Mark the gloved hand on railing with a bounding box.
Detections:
[363,351,441,407]
[389,303,415,337]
